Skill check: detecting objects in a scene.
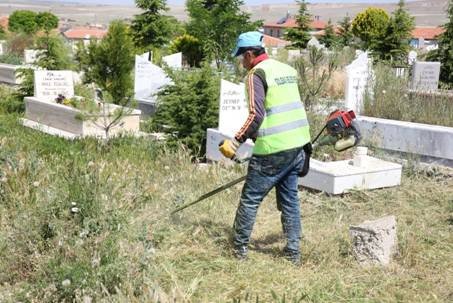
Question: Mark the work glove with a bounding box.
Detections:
[218,139,240,160]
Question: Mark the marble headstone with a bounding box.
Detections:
[34,70,74,102]
[345,52,372,113]
[218,79,248,137]
[411,61,440,91]
[162,52,182,69]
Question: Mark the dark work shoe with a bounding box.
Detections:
[234,245,248,260]
[283,248,301,266]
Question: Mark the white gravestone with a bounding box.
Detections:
[24,49,43,64]
[307,37,324,50]
[162,52,182,69]
[0,40,6,56]
[345,52,372,114]
[34,70,74,102]
[134,52,171,99]
[350,216,397,266]
[218,79,248,137]
[408,50,417,65]
[411,61,440,91]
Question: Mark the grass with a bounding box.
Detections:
[363,64,453,127]
[0,113,452,302]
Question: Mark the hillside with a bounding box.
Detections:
[0,0,448,27]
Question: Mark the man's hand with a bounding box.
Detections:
[218,139,240,159]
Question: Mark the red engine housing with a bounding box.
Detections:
[325,110,356,135]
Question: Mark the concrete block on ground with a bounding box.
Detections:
[349,216,397,266]
[299,148,402,194]
[357,115,453,161]
[136,97,157,118]
[206,128,253,163]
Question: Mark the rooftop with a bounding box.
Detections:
[62,27,107,40]
[411,27,445,40]
[264,17,326,30]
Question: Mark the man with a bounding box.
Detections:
[219,31,311,265]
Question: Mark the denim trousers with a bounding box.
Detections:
[233,147,305,254]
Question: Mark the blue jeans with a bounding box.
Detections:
[233,147,305,254]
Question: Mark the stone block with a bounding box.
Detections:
[357,115,453,161]
[24,97,141,138]
[349,216,397,266]
[0,63,22,85]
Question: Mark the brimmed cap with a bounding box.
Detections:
[231,31,264,57]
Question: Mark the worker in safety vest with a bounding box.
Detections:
[219,31,312,265]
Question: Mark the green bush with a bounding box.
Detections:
[0,53,23,65]
[150,63,220,157]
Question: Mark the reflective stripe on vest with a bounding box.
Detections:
[250,59,311,155]
[265,101,305,116]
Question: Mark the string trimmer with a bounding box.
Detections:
[171,109,361,215]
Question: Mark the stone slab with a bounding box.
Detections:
[20,118,79,139]
[356,115,453,161]
[0,63,22,85]
[218,79,248,137]
[345,52,372,113]
[350,215,397,266]
[299,156,402,194]
[136,97,157,118]
[24,96,141,138]
[206,128,253,163]
[411,61,440,91]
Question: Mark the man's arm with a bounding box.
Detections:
[234,69,267,143]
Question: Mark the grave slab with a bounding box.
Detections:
[0,63,22,85]
[357,115,453,161]
[24,97,141,138]
[299,151,402,194]
[350,216,397,266]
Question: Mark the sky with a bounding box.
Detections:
[39,0,414,6]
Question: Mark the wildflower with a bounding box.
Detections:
[33,181,40,187]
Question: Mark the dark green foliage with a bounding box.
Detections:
[169,34,204,67]
[319,19,337,49]
[151,64,220,156]
[352,7,390,51]
[15,68,34,100]
[375,0,415,63]
[36,34,72,70]
[186,0,261,69]
[338,15,354,47]
[285,0,311,49]
[131,0,172,49]
[86,21,135,105]
[35,11,59,34]
[437,0,453,88]
[8,10,38,34]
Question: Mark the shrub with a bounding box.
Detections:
[0,53,23,65]
[150,63,220,157]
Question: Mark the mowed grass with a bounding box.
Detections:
[0,114,452,302]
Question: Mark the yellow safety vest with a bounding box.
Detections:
[249,59,311,155]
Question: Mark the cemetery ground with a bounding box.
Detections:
[0,113,452,302]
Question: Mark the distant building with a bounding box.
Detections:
[410,27,445,50]
[263,34,291,48]
[0,16,9,32]
[62,26,107,50]
[263,13,326,39]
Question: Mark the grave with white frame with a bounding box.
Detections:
[134,52,172,117]
[410,61,440,91]
[22,70,140,139]
[344,52,372,114]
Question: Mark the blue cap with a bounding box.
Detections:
[231,31,264,57]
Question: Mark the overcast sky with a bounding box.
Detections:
[41,0,414,6]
